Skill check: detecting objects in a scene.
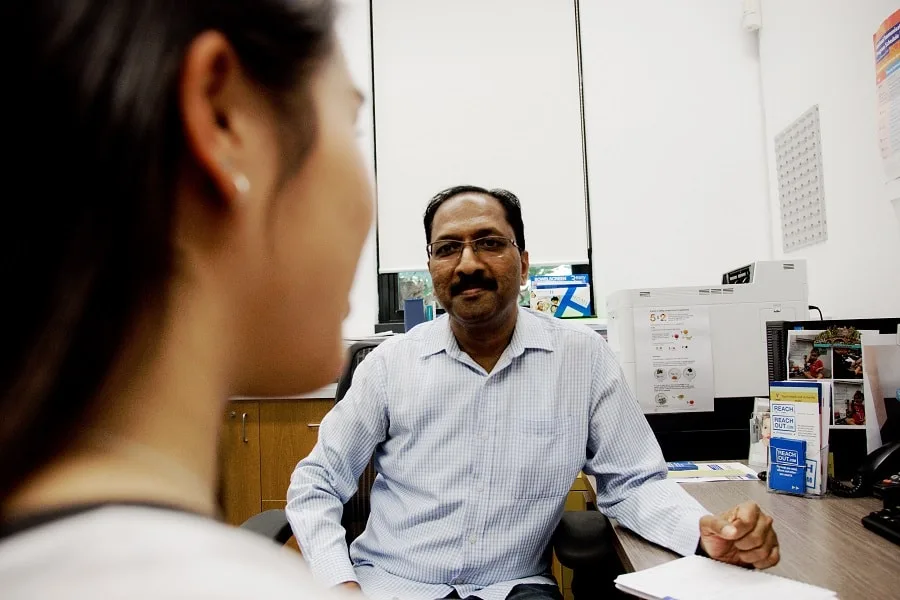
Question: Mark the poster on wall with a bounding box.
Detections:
[529,275,592,318]
[874,9,900,181]
[633,306,714,414]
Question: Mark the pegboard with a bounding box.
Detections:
[775,105,828,252]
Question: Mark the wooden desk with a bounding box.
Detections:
[610,480,900,600]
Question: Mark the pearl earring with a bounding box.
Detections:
[219,158,251,196]
[233,172,250,195]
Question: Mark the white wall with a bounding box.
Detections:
[759,0,900,318]
[580,0,773,316]
[337,0,378,338]
[348,2,889,329]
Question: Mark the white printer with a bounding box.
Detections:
[606,260,809,407]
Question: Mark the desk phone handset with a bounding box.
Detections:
[829,441,900,498]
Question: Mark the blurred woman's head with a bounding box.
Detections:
[1,0,372,506]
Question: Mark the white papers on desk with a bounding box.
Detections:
[614,555,837,600]
[666,462,759,483]
[343,332,395,343]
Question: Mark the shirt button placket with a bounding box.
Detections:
[473,381,492,559]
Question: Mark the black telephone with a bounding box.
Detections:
[829,441,900,498]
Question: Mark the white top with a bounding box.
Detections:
[0,505,354,600]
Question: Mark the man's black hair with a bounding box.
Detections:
[423,185,525,251]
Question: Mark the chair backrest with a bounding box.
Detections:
[335,341,383,402]
[335,339,384,543]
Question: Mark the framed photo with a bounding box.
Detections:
[832,344,864,379]
[787,331,832,380]
[832,381,865,427]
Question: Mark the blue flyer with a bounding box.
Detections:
[667,461,698,471]
[769,437,807,495]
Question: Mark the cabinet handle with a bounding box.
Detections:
[241,412,248,443]
[306,423,321,429]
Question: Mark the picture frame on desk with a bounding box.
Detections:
[748,397,771,469]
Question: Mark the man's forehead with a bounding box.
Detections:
[437,192,504,214]
[432,193,509,232]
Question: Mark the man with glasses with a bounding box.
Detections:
[287,185,779,600]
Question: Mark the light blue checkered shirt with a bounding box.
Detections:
[287,308,709,600]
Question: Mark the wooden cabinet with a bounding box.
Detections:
[220,401,261,526]
[220,398,333,526]
[260,400,333,505]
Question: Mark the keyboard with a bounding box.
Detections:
[862,506,900,546]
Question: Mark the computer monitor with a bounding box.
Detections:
[767,317,900,450]
[645,397,756,461]
[766,318,900,380]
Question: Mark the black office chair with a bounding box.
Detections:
[334,341,382,544]
[242,339,618,598]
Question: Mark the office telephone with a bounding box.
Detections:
[828,441,900,498]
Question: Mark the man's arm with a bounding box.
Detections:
[582,339,709,556]
[286,349,389,588]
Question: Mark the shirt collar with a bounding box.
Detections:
[419,306,555,358]
[420,315,457,358]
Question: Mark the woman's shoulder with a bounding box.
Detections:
[0,505,341,599]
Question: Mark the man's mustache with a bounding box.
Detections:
[451,275,498,296]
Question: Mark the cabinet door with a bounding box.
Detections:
[259,399,333,503]
[220,401,261,526]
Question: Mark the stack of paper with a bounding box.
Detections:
[614,555,837,600]
[665,462,759,483]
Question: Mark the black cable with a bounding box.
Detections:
[809,305,824,320]
[828,475,865,498]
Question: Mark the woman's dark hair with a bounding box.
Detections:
[423,185,526,251]
[0,0,336,505]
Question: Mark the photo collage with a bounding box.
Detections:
[787,328,866,428]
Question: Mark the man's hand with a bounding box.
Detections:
[698,501,780,569]
[337,582,361,593]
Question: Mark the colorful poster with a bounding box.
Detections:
[633,306,714,414]
[529,275,592,318]
[875,9,900,181]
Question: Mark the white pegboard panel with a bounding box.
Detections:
[775,105,828,252]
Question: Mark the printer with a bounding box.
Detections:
[607,260,809,408]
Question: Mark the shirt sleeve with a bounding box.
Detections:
[582,339,711,557]
[285,348,390,588]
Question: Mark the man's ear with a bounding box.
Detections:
[179,31,252,208]
[519,250,530,286]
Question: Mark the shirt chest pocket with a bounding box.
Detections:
[510,416,580,500]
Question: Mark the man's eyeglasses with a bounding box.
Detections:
[426,236,519,260]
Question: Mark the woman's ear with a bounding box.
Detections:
[178,31,253,207]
